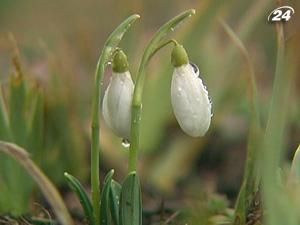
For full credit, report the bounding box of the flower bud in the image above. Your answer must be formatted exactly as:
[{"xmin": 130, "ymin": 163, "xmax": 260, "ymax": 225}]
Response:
[
  {"xmin": 102, "ymin": 50, "xmax": 134, "ymax": 139},
  {"xmin": 171, "ymin": 45, "xmax": 211, "ymax": 137}
]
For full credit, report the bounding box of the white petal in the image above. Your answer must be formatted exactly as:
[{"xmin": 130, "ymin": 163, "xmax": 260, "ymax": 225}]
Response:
[
  {"xmin": 171, "ymin": 64, "xmax": 211, "ymax": 137},
  {"xmin": 102, "ymin": 71, "xmax": 134, "ymax": 139}
]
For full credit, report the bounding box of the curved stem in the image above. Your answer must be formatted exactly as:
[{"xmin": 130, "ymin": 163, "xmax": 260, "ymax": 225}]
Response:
[
  {"xmin": 128, "ymin": 9, "xmax": 196, "ymax": 173},
  {"xmin": 149, "ymin": 39, "xmax": 178, "ymax": 59},
  {"xmin": 90, "ymin": 14, "xmax": 139, "ymax": 225}
]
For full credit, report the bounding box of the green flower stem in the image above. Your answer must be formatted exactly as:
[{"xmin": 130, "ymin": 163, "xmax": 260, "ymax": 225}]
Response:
[
  {"xmin": 128, "ymin": 9, "xmax": 196, "ymax": 173},
  {"xmin": 91, "ymin": 14, "xmax": 139, "ymax": 225},
  {"xmin": 91, "ymin": 53, "xmax": 105, "ymax": 225}
]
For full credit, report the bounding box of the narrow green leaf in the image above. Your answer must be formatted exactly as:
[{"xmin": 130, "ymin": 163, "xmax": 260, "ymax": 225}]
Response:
[
  {"xmin": 261, "ymin": 20, "xmax": 298, "ymax": 225},
  {"xmin": 119, "ymin": 172, "xmax": 142, "ymax": 225},
  {"xmin": 0, "ymin": 86, "xmax": 12, "ymax": 207},
  {"xmin": 220, "ymin": 20, "xmax": 262, "ymax": 225},
  {"xmin": 110, "ymin": 180, "xmax": 122, "ymax": 225},
  {"xmin": 7, "ymin": 75, "xmax": 30, "ymax": 214},
  {"xmin": 9, "ymin": 75, "xmax": 27, "ymax": 146},
  {"xmin": 0, "ymin": 141, "xmax": 74, "ymax": 225},
  {"xmin": 289, "ymin": 145, "xmax": 300, "ymax": 185},
  {"xmin": 28, "ymin": 89, "xmax": 44, "ymax": 163},
  {"xmin": 64, "ymin": 172, "xmax": 94, "ymax": 225},
  {"xmin": 100, "ymin": 170, "xmax": 114, "ymax": 225},
  {"xmin": 0, "ymin": 86, "xmax": 11, "ymax": 140}
]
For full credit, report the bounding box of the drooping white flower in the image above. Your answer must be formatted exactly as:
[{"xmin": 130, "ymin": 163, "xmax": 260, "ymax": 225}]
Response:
[
  {"xmin": 170, "ymin": 45, "xmax": 212, "ymax": 137},
  {"xmin": 102, "ymin": 50, "xmax": 134, "ymax": 139}
]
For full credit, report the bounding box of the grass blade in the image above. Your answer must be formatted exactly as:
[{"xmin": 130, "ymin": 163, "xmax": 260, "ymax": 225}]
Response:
[
  {"xmin": 28, "ymin": 88, "xmax": 44, "ymax": 163},
  {"xmin": 0, "ymin": 86, "xmax": 11, "ymax": 140},
  {"xmin": 220, "ymin": 20, "xmax": 262, "ymax": 224},
  {"xmin": 64, "ymin": 172, "xmax": 94, "ymax": 225},
  {"xmin": 289, "ymin": 145, "xmax": 300, "ymax": 184},
  {"xmin": 261, "ymin": 14, "xmax": 297, "ymax": 225},
  {"xmin": 0, "ymin": 141, "xmax": 74, "ymax": 225}
]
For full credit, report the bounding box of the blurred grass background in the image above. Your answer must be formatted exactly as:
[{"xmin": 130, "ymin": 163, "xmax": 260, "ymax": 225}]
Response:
[{"xmin": 0, "ymin": 0, "xmax": 299, "ymax": 220}]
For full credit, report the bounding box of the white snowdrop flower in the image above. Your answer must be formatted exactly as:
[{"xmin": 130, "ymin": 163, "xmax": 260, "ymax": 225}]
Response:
[
  {"xmin": 170, "ymin": 44, "xmax": 212, "ymax": 137},
  {"xmin": 102, "ymin": 50, "xmax": 134, "ymax": 139}
]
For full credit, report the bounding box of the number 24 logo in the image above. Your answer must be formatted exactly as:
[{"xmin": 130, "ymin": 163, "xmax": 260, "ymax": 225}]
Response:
[{"xmin": 268, "ymin": 6, "xmax": 295, "ymax": 22}]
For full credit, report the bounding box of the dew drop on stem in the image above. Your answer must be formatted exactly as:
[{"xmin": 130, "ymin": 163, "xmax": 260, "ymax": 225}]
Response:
[{"xmin": 122, "ymin": 139, "xmax": 130, "ymax": 148}]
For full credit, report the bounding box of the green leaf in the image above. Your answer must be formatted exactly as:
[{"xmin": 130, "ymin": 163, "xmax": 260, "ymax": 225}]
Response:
[
  {"xmin": 0, "ymin": 85, "xmax": 11, "ymax": 140},
  {"xmin": 9, "ymin": 75, "xmax": 27, "ymax": 146},
  {"xmin": 220, "ymin": 20, "xmax": 262, "ymax": 224},
  {"xmin": 289, "ymin": 145, "xmax": 300, "ymax": 184},
  {"xmin": 64, "ymin": 172, "xmax": 95, "ymax": 225},
  {"xmin": 0, "ymin": 141, "xmax": 73, "ymax": 225},
  {"xmin": 6, "ymin": 75, "xmax": 30, "ymax": 215},
  {"xmin": 110, "ymin": 180, "xmax": 122, "ymax": 225},
  {"xmin": 100, "ymin": 170, "xmax": 114, "ymax": 225},
  {"xmin": 28, "ymin": 89, "xmax": 44, "ymax": 163},
  {"xmin": 0, "ymin": 86, "xmax": 12, "ymax": 207},
  {"xmin": 119, "ymin": 172, "xmax": 142, "ymax": 225}
]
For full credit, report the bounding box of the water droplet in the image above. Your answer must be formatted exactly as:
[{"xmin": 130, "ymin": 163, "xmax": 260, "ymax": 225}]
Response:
[
  {"xmin": 178, "ymin": 87, "xmax": 182, "ymax": 92},
  {"xmin": 208, "ymin": 96, "xmax": 213, "ymax": 104},
  {"xmin": 190, "ymin": 62, "xmax": 199, "ymax": 76},
  {"xmin": 122, "ymin": 139, "xmax": 130, "ymax": 148}
]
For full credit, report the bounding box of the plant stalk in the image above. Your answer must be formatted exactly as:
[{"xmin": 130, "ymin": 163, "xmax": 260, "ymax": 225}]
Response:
[
  {"xmin": 128, "ymin": 9, "xmax": 195, "ymax": 173},
  {"xmin": 90, "ymin": 14, "xmax": 140, "ymax": 225},
  {"xmin": 91, "ymin": 51, "xmax": 106, "ymax": 225}
]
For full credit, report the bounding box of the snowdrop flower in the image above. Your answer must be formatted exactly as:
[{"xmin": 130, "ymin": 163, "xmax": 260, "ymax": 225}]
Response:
[
  {"xmin": 170, "ymin": 44, "xmax": 212, "ymax": 137},
  {"xmin": 102, "ymin": 50, "xmax": 134, "ymax": 139}
]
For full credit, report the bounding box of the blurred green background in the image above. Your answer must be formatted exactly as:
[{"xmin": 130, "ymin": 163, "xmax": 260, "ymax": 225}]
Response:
[{"xmin": 0, "ymin": 0, "xmax": 299, "ymax": 221}]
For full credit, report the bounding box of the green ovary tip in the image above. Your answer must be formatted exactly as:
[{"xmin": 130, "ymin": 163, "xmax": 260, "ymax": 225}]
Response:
[{"xmin": 112, "ymin": 50, "xmax": 129, "ymax": 73}]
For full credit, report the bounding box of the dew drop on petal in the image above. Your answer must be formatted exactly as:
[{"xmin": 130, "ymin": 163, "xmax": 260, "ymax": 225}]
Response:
[{"xmin": 122, "ymin": 139, "xmax": 130, "ymax": 148}]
